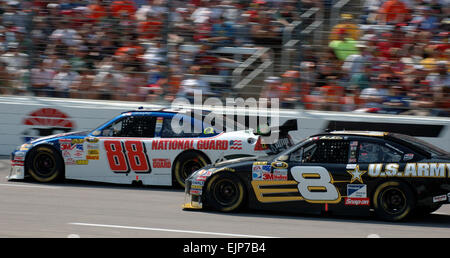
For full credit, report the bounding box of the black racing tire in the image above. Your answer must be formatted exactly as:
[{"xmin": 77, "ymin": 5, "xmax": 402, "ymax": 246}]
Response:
[
  {"xmin": 173, "ymin": 151, "xmax": 209, "ymax": 188},
  {"xmin": 373, "ymin": 181, "xmax": 416, "ymax": 222},
  {"xmin": 204, "ymin": 173, "xmax": 246, "ymax": 212},
  {"xmin": 26, "ymin": 146, "xmax": 64, "ymax": 183}
]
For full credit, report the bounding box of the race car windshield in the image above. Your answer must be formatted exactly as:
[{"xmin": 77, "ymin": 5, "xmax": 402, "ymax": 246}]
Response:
[
  {"xmin": 390, "ymin": 133, "xmax": 449, "ymax": 156},
  {"xmin": 275, "ymin": 137, "xmax": 309, "ymax": 159}
]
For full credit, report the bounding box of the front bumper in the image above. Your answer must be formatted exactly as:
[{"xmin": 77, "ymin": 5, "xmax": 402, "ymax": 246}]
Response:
[
  {"xmin": 182, "ymin": 177, "xmax": 203, "ymax": 210},
  {"xmin": 8, "ymin": 151, "xmax": 26, "ymax": 180}
]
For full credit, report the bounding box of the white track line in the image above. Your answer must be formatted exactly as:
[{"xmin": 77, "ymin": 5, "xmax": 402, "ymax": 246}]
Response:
[
  {"xmin": 0, "ymin": 183, "xmax": 61, "ymax": 189},
  {"xmin": 69, "ymin": 222, "xmax": 277, "ymax": 238}
]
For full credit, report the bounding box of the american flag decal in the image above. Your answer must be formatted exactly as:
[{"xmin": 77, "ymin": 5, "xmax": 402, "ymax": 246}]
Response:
[{"xmin": 229, "ymin": 140, "xmax": 243, "ymax": 150}]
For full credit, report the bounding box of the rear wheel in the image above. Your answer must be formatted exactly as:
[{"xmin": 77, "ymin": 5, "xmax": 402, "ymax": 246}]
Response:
[
  {"xmin": 204, "ymin": 173, "xmax": 246, "ymax": 212},
  {"xmin": 26, "ymin": 146, "xmax": 64, "ymax": 183},
  {"xmin": 173, "ymin": 152, "xmax": 209, "ymax": 188},
  {"xmin": 373, "ymin": 181, "xmax": 415, "ymax": 221}
]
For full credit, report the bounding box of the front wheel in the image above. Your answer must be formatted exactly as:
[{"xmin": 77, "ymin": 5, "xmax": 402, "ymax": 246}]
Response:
[
  {"xmin": 26, "ymin": 146, "xmax": 64, "ymax": 183},
  {"xmin": 373, "ymin": 181, "xmax": 415, "ymax": 221},
  {"xmin": 204, "ymin": 173, "xmax": 246, "ymax": 212},
  {"xmin": 173, "ymin": 152, "xmax": 209, "ymax": 188}
]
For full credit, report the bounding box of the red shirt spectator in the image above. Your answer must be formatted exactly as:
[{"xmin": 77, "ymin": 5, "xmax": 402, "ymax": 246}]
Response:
[
  {"xmin": 111, "ymin": 0, "xmax": 136, "ymax": 18},
  {"xmin": 138, "ymin": 20, "xmax": 163, "ymax": 40},
  {"xmin": 378, "ymin": 0, "xmax": 410, "ymax": 24},
  {"xmin": 87, "ymin": 1, "xmax": 108, "ymax": 21}
]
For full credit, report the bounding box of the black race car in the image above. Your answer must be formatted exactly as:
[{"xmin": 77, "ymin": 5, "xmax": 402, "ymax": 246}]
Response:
[{"xmin": 183, "ymin": 131, "xmax": 450, "ymax": 221}]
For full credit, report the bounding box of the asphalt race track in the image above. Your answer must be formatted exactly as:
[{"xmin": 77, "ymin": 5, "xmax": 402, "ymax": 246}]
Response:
[{"xmin": 0, "ymin": 158, "xmax": 449, "ymax": 238}]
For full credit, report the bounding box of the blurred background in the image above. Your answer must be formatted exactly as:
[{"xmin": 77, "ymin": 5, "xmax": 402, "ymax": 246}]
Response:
[{"xmin": 0, "ymin": 0, "xmax": 448, "ymax": 116}]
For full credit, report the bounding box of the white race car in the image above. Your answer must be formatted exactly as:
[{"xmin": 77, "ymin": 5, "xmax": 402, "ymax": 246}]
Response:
[{"xmin": 9, "ymin": 109, "xmax": 296, "ymax": 187}]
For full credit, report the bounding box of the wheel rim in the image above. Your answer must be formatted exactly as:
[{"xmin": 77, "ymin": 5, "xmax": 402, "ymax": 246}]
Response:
[
  {"xmin": 33, "ymin": 152, "xmax": 56, "ymax": 177},
  {"xmin": 380, "ymin": 188, "xmax": 407, "ymax": 215},
  {"xmin": 213, "ymin": 178, "xmax": 239, "ymax": 207},
  {"xmin": 181, "ymin": 159, "xmax": 204, "ymax": 182}
]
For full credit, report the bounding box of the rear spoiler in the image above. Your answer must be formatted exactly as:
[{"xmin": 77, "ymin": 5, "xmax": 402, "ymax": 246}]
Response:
[
  {"xmin": 278, "ymin": 119, "xmax": 298, "ymax": 135},
  {"xmin": 253, "ymin": 119, "xmax": 298, "ymax": 137},
  {"xmin": 255, "ymin": 119, "xmax": 298, "ymax": 154}
]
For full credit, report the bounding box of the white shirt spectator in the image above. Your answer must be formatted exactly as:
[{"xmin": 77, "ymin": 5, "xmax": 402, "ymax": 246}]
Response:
[
  {"xmin": 0, "ymin": 48, "xmax": 28, "ymax": 73},
  {"xmin": 31, "ymin": 67, "xmax": 55, "ymax": 86},
  {"xmin": 50, "ymin": 28, "xmax": 80, "ymax": 47},
  {"xmin": 51, "ymin": 70, "xmax": 80, "ymax": 92},
  {"xmin": 179, "ymin": 77, "xmax": 212, "ymax": 96}
]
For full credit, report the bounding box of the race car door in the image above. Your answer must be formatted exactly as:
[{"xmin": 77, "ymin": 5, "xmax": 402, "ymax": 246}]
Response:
[
  {"xmin": 67, "ymin": 115, "xmax": 157, "ymax": 184},
  {"xmin": 286, "ymin": 139, "xmax": 351, "ymax": 207}
]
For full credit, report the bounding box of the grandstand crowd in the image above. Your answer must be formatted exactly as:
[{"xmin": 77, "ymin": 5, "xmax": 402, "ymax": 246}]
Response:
[{"xmin": 0, "ymin": 0, "xmax": 448, "ymax": 116}]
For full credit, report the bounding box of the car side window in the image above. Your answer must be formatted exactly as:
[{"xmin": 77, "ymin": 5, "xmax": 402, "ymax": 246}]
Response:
[
  {"xmin": 102, "ymin": 116, "xmax": 156, "ymax": 137},
  {"xmin": 160, "ymin": 116, "xmax": 203, "ymax": 138},
  {"xmin": 291, "ymin": 140, "xmax": 349, "ymax": 164},
  {"xmin": 358, "ymin": 142, "xmax": 402, "ymax": 163}
]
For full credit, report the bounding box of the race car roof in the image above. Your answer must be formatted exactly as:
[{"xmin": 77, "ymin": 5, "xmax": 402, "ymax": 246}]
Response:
[
  {"xmin": 123, "ymin": 107, "xmax": 213, "ymax": 116},
  {"xmin": 329, "ymin": 131, "xmax": 387, "ymax": 137}
]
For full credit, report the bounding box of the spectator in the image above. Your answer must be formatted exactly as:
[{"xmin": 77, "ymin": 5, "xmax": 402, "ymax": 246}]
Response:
[
  {"xmin": 50, "ymin": 20, "xmax": 81, "ymax": 47},
  {"xmin": 360, "ymin": 75, "xmax": 390, "ymax": 108},
  {"xmin": 260, "ymin": 76, "xmax": 282, "ymax": 100},
  {"xmin": 177, "ymin": 65, "xmax": 212, "ymax": 103},
  {"xmin": 0, "ymin": 62, "xmax": 11, "ymax": 95},
  {"xmin": 70, "ymin": 69, "xmax": 96, "ymax": 99},
  {"xmin": 377, "ymin": 0, "xmax": 410, "ymax": 25},
  {"xmin": 426, "ymin": 61, "xmax": 449, "ymax": 89},
  {"xmin": 317, "ymin": 76, "xmax": 345, "ymax": 111},
  {"xmin": 93, "ymin": 63, "xmax": 124, "ymax": 100},
  {"xmin": 87, "ymin": 0, "xmax": 109, "ymax": 21},
  {"xmin": 31, "ymin": 61, "xmax": 55, "ymax": 97},
  {"xmin": 280, "ymin": 70, "xmax": 300, "ymax": 107},
  {"xmin": 111, "ymin": 0, "xmax": 137, "ymax": 18},
  {"xmin": 329, "ymin": 14, "xmax": 361, "ymax": 42},
  {"xmin": 50, "ymin": 63, "xmax": 80, "ymax": 98},
  {"xmin": 329, "ymin": 29, "xmax": 360, "ymax": 61},
  {"xmin": 381, "ymin": 85, "xmax": 410, "ymax": 114}
]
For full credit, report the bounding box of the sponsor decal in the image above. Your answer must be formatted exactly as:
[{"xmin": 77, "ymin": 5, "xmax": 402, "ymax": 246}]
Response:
[
  {"xmin": 252, "ymin": 165, "xmax": 271, "ymax": 181},
  {"xmin": 151, "ymin": 140, "xmax": 195, "ymax": 150},
  {"xmin": 346, "ymin": 165, "xmax": 367, "ymax": 183},
  {"xmin": 271, "ymin": 161, "xmax": 288, "ymax": 169},
  {"xmin": 155, "ymin": 117, "xmax": 163, "ymax": 135},
  {"xmin": 229, "ymin": 140, "xmax": 242, "ymax": 150},
  {"xmin": 368, "ymin": 163, "xmax": 450, "ymax": 178},
  {"xmin": 252, "ymin": 171, "xmax": 262, "ymax": 180},
  {"xmin": 253, "ymin": 161, "xmax": 268, "ymax": 165},
  {"xmin": 76, "ymin": 160, "xmax": 88, "ymax": 165},
  {"xmin": 19, "ymin": 144, "xmax": 32, "ymax": 151},
  {"xmin": 190, "ymin": 189, "xmax": 202, "ymax": 195},
  {"xmin": 197, "ymin": 140, "xmax": 228, "ymax": 150},
  {"xmin": 433, "ymin": 195, "xmax": 447, "ymax": 203},
  {"xmin": 152, "ymin": 158, "xmax": 171, "ymax": 168},
  {"xmin": 59, "ymin": 140, "xmax": 85, "ymax": 163},
  {"xmin": 86, "ymin": 137, "xmax": 99, "ymax": 143},
  {"xmin": 347, "ymin": 184, "xmax": 367, "ymax": 198},
  {"xmin": 344, "ymin": 197, "xmax": 370, "ymax": 206},
  {"xmin": 71, "ymin": 138, "xmax": 84, "ymax": 144},
  {"xmin": 404, "ymin": 153, "xmax": 414, "ymax": 161},
  {"xmin": 269, "ymin": 169, "xmax": 288, "ymax": 181},
  {"xmin": 22, "ymin": 108, "xmax": 75, "ymax": 142},
  {"xmin": 11, "ymin": 160, "xmax": 24, "ymax": 167}
]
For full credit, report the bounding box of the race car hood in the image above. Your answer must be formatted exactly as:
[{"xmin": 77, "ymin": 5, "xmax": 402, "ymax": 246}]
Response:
[
  {"xmin": 212, "ymin": 155, "xmax": 273, "ymax": 168},
  {"xmin": 29, "ymin": 131, "xmax": 89, "ymax": 144}
]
